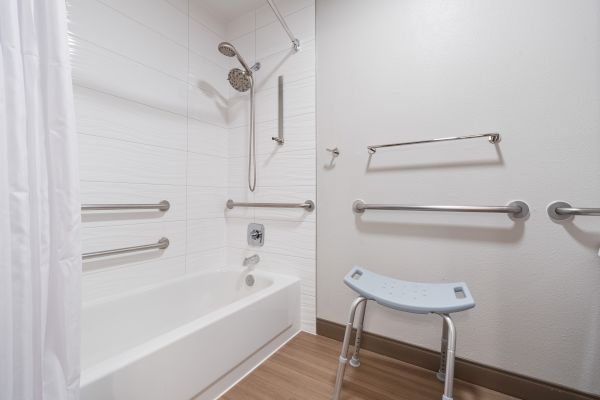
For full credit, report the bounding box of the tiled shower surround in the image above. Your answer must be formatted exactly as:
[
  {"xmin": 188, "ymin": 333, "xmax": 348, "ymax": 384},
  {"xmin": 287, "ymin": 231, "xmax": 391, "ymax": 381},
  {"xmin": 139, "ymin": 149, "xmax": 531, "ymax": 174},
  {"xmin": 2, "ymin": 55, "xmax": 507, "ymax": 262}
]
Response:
[{"xmin": 69, "ymin": 0, "xmax": 316, "ymax": 332}]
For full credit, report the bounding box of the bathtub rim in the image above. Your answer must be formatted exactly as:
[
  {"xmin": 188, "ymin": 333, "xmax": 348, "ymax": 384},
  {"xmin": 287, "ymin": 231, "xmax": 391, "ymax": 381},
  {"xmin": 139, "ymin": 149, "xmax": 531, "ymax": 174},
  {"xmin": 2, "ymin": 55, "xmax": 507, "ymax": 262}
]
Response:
[{"xmin": 81, "ymin": 268, "xmax": 300, "ymax": 388}]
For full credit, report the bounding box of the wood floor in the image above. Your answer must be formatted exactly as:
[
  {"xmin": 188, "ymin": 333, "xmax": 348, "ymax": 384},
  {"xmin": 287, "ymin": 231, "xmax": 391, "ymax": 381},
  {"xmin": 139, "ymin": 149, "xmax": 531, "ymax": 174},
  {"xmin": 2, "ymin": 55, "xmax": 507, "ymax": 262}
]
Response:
[{"xmin": 220, "ymin": 332, "xmax": 519, "ymax": 400}]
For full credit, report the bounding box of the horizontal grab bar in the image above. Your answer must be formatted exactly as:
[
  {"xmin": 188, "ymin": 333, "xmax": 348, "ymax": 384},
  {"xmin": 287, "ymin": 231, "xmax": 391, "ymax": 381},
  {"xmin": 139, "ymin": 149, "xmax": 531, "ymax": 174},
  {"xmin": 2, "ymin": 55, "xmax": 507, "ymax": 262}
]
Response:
[
  {"xmin": 547, "ymin": 201, "xmax": 600, "ymax": 220},
  {"xmin": 81, "ymin": 201, "xmax": 170, "ymax": 211},
  {"xmin": 226, "ymin": 199, "xmax": 315, "ymax": 211},
  {"xmin": 82, "ymin": 238, "xmax": 169, "ymax": 260},
  {"xmin": 367, "ymin": 133, "xmax": 500, "ymax": 154},
  {"xmin": 353, "ymin": 200, "xmax": 529, "ymax": 219}
]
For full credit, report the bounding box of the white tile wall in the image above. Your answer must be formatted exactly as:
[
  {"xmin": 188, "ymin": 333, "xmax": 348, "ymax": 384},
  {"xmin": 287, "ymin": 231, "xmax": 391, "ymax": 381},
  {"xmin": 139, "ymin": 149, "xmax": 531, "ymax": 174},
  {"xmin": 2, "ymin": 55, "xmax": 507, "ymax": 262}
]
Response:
[
  {"xmin": 70, "ymin": 37, "xmax": 188, "ymax": 116},
  {"xmin": 97, "ymin": 0, "xmax": 189, "ymax": 46},
  {"xmin": 69, "ymin": 0, "xmax": 228, "ymax": 303},
  {"xmin": 74, "ymin": 86, "xmax": 188, "ymax": 151},
  {"xmin": 69, "ymin": 0, "xmax": 189, "ymax": 80},
  {"xmin": 225, "ymin": 1, "xmax": 316, "ymax": 332},
  {"xmin": 69, "ymin": 0, "xmax": 316, "ymax": 333}
]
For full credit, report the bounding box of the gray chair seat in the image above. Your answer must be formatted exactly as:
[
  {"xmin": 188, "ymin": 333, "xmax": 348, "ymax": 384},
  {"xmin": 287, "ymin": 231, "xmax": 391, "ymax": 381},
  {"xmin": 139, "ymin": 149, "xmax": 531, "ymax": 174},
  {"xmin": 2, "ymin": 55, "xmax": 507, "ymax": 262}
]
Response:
[
  {"xmin": 344, "ymin": 266, "xmax": 475, "ymax": 315},
  {"xmin": 333, "ymin": 266, "xmax": 476, "ymax": 400}
]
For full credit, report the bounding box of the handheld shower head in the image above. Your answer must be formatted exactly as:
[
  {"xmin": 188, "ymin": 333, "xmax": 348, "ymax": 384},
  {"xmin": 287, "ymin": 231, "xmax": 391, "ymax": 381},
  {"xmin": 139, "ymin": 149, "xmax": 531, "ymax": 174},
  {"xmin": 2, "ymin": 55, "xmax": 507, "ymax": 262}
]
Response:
[
  {"xmin": 217, "ymin": 41, "xmax": 253, "ymax": 74},
  {"xmin": 217, "ymin": 41, "xmax": 259, "ymax": 92},
  {"xmin": 217, "ymin": 41, "xmax": 259, "ymax": 191},
  {"xmin": 218, "ymin": 42, "xmax": 237, "ymax": 58}
]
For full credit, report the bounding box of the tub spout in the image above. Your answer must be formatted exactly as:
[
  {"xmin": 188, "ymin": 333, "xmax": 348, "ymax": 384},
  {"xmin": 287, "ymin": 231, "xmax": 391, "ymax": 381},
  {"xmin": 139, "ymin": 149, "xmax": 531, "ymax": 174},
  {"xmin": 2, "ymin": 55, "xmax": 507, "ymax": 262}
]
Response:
[{"xmin": 243, "ymin": 254, "xmax": 260, "ymax": 267}]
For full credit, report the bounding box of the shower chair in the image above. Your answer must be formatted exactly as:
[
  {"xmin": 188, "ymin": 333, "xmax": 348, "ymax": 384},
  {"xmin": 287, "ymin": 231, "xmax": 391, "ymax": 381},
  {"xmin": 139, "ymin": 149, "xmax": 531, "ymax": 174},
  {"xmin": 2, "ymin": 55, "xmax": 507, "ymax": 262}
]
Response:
[{"xmin": 332, "ymin": 266, "xmax": 476, "ymax": 400}]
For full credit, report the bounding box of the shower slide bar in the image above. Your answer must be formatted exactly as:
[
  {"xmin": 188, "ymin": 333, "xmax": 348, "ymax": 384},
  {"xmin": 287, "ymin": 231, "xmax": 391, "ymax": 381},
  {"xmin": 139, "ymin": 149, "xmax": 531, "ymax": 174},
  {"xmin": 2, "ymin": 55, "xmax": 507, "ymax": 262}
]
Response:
[
  {"xmin": 547, "ymin": 201, "xmax": 600, "ymax": 220},
  {"xmin": 227, "ymin": 199, "xmax": 315, "ymax": 211},
  {"xmin": 367, "ymin": 133, "xmax": 500, "ymax": 154},
  {"xmin": 265, "ymin": 0, "xmax": 300, "ymax": 51},
  {"xmin": 82, "ymin": 238, "xmax": 170, "ymax": 260},
  {"xmin": 81, "ymin": 201, "xmax": 170, "ymax": 211},
  {"xmin": 353, "ymin": 200, "xmax": 530, "ymax": 219}
]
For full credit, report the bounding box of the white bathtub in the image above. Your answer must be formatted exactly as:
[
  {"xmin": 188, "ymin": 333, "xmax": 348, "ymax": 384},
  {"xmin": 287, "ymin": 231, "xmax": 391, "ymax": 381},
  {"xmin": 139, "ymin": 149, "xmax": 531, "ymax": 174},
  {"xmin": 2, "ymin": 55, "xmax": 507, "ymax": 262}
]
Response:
[{"xmin": 81, "ymin": 269, "xmax": 301, "ymax": 400}]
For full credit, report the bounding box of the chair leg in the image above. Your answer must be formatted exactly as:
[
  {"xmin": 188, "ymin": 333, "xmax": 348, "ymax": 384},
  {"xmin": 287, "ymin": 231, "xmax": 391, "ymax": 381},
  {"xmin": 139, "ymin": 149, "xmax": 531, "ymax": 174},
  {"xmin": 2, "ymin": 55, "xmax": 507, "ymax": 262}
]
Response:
[
  {"xmin": 439, "ymin": 314, "xmax": 457, "ymax": 400},
  {"xmin": 350, "ymin": 300, "xmax": 367, "ymax": 367},
  {"xmin": 332, "ymin": 297, "xmax": 367, "ymax": 400},
  {"xmin": 436, "ymin": 317, "xmax": 449, "ymax": 382}
]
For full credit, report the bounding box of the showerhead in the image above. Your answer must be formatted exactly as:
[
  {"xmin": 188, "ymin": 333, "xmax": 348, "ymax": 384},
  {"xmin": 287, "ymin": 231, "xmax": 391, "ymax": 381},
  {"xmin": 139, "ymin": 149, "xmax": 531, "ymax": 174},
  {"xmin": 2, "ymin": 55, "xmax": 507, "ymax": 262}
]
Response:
[
  {"xmin": 218, "ymin": 42, "xmax": 237, "ymax": 58},
  {"xmin": 218, "ymin": 41, "xmax": 257, "ymax": 92},
  {"xmin": 228, "ymin": 68, "xmax": 252, "ymax": 92},
  {"xmin": 218, "ymin": 41, "xmax": 252, "ymax": 73}
]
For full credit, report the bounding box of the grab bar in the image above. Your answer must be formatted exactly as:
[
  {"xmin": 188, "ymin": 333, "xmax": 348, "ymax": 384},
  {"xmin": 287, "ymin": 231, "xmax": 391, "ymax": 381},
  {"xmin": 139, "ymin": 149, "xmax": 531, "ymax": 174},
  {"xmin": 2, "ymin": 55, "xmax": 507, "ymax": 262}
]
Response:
[
  {"xmin": 81, "ymin": 201, "xmax": 170, "ymax": 211},
  {"xmin": 547, "ymin": 201, "xmax": 600, "ymax": 220},
  {"xmin": 272, "ymin": 76, "xmax": 285, "ymax": 144},
  {"xmin": 226, "ymin": 199, "xmax": 315, "ymax": 211},
  {"xmin": 265, "ymin": 0, "xmax": 300, "ymax": 51},
  {"xmin": 367, "ymin": 133, "xmax": 500, "ymax": 154},
  {"xmin": 82, "ymin": 238, "xmax": 169, "ymax": 260},
  {"xmin": 353, "ymin": 200, "xmax": 529, "ymax": 219}
]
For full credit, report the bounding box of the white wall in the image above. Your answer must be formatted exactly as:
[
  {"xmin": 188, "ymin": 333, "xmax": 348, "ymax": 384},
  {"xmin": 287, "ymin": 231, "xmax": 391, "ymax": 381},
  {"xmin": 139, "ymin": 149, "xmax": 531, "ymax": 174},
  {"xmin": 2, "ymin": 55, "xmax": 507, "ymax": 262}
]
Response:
[
  {"xmin": 224, "ymin": 0, "xmax": 317, "ymax": 333},
  {"xmin": 68, "ymin": 0, "xmax": 230, "ymax": 301},
  {"xmin": 68, "ymin": 0, "xmax": 317, "ymax": 333},
  {"xmin": 316, "ymin": 0, "xmax": 600, "ymax": 395}
]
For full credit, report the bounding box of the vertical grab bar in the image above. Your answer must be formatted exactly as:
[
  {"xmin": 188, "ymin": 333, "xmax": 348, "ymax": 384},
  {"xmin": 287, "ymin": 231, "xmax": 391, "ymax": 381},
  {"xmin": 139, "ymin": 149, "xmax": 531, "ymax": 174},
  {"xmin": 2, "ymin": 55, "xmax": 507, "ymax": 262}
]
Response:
[{"xmin": 272, "ymin": 76, "xmax": 284, "ymax": 145}]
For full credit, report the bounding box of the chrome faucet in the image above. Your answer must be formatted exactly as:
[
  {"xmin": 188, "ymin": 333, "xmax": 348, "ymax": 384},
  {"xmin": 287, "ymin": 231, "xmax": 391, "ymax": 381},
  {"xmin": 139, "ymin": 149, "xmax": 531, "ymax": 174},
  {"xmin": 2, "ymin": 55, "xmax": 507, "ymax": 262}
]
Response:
[{"xmin": 243, "ymin": 254, "xmax": 260, "ymax": 268}]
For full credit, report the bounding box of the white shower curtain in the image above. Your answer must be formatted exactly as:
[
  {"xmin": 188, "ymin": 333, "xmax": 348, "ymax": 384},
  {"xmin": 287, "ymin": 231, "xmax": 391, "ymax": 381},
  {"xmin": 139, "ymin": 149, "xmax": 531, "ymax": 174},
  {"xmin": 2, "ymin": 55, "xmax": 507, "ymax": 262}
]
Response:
[{"xmin": 0, "ymin": 1, "xmax": 81, "ymax": 399}]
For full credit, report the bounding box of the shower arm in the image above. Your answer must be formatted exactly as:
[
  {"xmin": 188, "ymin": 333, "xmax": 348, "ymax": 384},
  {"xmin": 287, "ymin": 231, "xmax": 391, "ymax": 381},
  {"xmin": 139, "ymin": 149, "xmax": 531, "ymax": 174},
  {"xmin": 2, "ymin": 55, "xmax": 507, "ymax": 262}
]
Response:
[
  {"xmin": 236, "ymin": 54, "xmax": 254, "ymax": 75},
  {"xmin": 265, "ymin": 0, "xmax": 300, "ymax": 52}
]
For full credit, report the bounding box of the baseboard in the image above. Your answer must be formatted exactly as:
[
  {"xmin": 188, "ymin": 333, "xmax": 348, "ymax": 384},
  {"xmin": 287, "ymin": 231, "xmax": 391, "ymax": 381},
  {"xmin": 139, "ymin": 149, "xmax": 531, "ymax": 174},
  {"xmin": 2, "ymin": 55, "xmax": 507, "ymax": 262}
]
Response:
[{"xmin": 317, "ymin": 318, "xmax": 599, "ymax": 400}]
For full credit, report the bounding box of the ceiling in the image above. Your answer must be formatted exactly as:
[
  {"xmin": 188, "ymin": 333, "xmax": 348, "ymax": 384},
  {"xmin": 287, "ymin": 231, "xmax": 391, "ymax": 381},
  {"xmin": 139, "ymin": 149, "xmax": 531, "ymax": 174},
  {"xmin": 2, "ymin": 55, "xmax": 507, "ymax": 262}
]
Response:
[{"xmin": 191, "ymin": 0, "xmax": 267, "ymax": 23}]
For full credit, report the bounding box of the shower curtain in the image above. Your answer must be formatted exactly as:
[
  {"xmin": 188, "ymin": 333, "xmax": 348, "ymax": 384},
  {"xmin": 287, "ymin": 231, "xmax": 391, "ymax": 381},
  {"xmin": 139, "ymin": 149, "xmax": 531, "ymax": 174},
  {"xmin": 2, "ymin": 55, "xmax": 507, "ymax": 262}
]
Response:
[{"xmin": 0, "ymin": 1, "xmax": 81, "ymax": 399}]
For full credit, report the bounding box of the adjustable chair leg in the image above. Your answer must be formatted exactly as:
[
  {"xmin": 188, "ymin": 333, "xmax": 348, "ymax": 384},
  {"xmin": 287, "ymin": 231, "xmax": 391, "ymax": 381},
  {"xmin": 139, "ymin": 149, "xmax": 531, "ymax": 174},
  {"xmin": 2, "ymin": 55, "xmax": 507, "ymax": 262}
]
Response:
[
  {"xmin": 436, "ymin": 317, "xmax": 449, "ymax": 382},
  {"xmin": 440, "ymin": 314, "xmax": 457, "ymax": 400},
  {"xmin": 350, "ymin": 300, "xmax": 367, "ymax": 367},
  {"xmin": 332, "ymin": 297, "xmax": 367, "ymax": 400}
]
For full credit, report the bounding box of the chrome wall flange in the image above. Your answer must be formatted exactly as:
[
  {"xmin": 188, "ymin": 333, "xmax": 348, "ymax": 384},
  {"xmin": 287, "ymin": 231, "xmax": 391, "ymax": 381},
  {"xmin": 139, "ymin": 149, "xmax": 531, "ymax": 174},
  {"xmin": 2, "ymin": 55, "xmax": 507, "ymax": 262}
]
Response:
[
  {"xmin": 353, "ymin": 200, "xmax": 366, "ymax": 214},
  {"xmin": 305, "ymin": 200, "xmax": 315, "ymax": 211},
  {"xmin": 547, "ymin": 201, "xmax": 573, "ymax": 221},
  {"xmin": 508, "ymin": 200, "xmax": 529, "ymax": 219}
]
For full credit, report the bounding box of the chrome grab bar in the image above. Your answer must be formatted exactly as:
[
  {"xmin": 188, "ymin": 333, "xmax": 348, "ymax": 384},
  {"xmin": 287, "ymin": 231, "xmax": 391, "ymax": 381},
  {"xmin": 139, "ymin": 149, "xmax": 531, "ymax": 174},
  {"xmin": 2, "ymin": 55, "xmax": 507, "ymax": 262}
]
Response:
[
  {"xmin": 81, "ymin": 200, "xmax": 170, "ymax": 211},
  {"xmin": 82, "ymin": 238, "xmax": 169, "ymax": 260},
  {"xmin": 265, "ymin": 0, "xmax": 300, "ymax": 51},
  {"xmin": 272, "ymin": 76, "xmax": 285, "ymax": 144},
  {"xmin": 226, "ymin": 199, "xmax": 315, "ymax": 211},
  {"xmin": 547, "ymin": 201, "xmax": 600, "ymax": 220},
  {"xmin": 367, "ymin": 133, "xmax": 500, "ymax": 154},
  {"xmin": 353, "ymin": 200, "xmax": 529, "ymax": 219}
]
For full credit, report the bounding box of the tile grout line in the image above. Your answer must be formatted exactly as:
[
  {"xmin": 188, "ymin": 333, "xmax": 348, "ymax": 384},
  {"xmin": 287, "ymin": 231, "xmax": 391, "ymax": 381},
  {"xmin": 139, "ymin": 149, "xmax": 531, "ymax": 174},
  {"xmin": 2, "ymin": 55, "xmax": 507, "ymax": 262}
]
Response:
[
  {"xmin": 92, "ymin": 0, "xmax": 231, "ymax": 72},
  {"xmin": 184, "ymin": 0, "xmax": 190, "ymax": 275}
]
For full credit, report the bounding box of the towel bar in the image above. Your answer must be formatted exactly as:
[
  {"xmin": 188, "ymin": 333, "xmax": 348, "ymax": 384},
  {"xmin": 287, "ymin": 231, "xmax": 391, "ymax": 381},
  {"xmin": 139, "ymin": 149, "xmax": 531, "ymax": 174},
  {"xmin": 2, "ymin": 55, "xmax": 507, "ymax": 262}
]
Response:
[{"xmin": 353, "ymin": 200, "xmax": 529, "ymax": 219}]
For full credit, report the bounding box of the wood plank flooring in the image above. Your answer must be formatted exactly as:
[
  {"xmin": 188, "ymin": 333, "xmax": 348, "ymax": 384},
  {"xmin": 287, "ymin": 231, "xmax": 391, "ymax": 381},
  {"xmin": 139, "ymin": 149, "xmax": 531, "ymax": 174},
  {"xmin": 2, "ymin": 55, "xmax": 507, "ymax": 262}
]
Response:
[{"xmin": 220, "ymin": 332, "xmax": 519, "ymax": 400}]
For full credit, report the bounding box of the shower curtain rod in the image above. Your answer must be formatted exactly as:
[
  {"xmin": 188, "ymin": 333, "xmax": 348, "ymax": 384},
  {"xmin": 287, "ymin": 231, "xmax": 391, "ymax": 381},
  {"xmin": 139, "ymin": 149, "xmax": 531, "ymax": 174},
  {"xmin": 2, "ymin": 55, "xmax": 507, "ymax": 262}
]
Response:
[{"xmin": 265, "ymin": 0, "xmax": 300, "ymax": 51}]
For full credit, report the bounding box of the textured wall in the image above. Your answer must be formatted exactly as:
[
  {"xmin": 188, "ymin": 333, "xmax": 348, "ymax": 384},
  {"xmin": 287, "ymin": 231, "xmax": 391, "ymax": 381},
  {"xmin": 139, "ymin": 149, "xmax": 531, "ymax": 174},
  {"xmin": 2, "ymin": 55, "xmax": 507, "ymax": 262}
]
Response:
[
  {"xmin": 316, "ymin": 0, "xmax": 600, "ymax": 394},
  {"xmin": 68, "ymin": 0, "xmax": 230, "ymax": 301}
]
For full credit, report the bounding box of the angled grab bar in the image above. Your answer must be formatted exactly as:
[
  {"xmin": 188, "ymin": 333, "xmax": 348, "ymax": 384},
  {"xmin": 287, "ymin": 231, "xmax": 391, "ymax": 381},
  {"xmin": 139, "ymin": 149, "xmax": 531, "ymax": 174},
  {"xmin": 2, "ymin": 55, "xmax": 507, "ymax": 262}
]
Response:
[
  {"xmin": 367, "ymin": 133, "xmax": 500, "ymax": 154},
  {"xmin": 353, "ymin": 200, "xmax": 529, "ymax": 219},
  {"xmin": 265, "ymin": 0, "xmax": 300, "ymax": 51},
  {"xmin": 227, "ymin": 199, "xmax": 315, "ymax": 211},
  {"xmin": 82, "ymin": 238, "xmax": 170, "ymax": 260},
  {"xmin": 547, "ymin": 201, "xmax": 600, "ymax": 220},
  {"xmin": 81, "ymin": 201, "xmax": 170, "ymax": 211}
]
